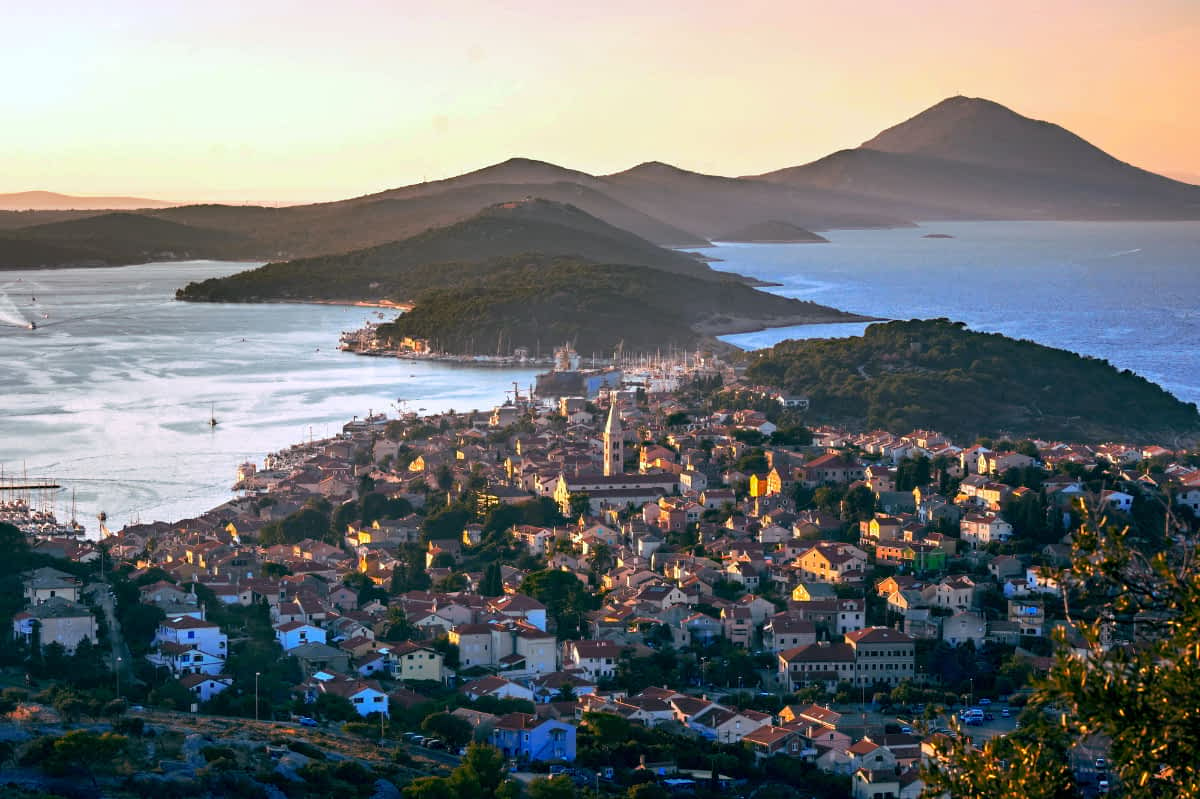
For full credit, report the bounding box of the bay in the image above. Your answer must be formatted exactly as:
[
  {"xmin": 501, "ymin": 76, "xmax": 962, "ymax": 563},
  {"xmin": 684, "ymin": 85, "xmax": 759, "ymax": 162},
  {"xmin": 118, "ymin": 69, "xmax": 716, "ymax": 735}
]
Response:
[
  {"xmin": 2, "ymin": 220, "xmax": 1196, "ymax": 534},
  {"xmin": 0, "ymin": 261, "xmax": 538, "ymax": 532}
]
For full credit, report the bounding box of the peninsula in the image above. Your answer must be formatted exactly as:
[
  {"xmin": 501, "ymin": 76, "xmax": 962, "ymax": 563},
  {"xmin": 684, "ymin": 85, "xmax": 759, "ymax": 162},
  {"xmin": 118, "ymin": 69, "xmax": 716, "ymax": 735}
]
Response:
[
  {"xmin": 176, "ymin": 200, "xmax": 871, "ymax": 356},
  {"xmin": 746, "ymin": 318, "xmax": 1200, "ymax": 442}
]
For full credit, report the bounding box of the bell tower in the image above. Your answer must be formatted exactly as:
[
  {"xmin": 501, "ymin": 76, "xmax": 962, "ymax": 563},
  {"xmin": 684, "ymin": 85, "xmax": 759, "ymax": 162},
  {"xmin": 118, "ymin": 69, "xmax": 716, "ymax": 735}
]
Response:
[{"xmin": 603, "ymin": 401, "xmax": 623, "ymax": 476}]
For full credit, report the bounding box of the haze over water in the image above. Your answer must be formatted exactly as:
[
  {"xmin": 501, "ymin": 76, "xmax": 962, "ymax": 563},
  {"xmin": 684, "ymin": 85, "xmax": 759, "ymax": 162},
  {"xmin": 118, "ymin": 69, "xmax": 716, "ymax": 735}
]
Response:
[{"xmin": 2, "ymin": 220, "xmax": 1196, "ymax": 533}]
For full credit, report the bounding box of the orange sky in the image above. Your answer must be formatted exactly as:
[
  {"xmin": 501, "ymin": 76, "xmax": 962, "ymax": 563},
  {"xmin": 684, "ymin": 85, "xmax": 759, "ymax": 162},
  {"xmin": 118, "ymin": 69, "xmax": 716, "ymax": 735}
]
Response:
[{"xmin": 3, "ymin": 0, "xmax": 1196, "ymax": 203}]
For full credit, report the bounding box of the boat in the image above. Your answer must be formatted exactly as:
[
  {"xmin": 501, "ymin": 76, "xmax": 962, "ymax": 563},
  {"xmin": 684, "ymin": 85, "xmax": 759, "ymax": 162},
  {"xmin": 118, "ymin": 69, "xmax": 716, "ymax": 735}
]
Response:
[
  {"xmin": 28, "ymin": 321, "xmax": 36, "ymax": 330},
  {"xmin": 209, "ymin": 403, "xmax": 219, "ymax": 427}
]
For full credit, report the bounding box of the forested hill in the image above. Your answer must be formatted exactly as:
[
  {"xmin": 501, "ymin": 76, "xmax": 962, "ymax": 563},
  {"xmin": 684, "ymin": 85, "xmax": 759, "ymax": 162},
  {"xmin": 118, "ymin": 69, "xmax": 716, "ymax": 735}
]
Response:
[
  {"xmin": 746, "ymin": 319, "xmax": 1200, "ymax": 442},
  {"xmin": 176, "ymin": 199, "xmax": 728, "ymax": 302},
  {"xmin": 372, "ymin": 255, "xmax": 867, "ymax": 357}
]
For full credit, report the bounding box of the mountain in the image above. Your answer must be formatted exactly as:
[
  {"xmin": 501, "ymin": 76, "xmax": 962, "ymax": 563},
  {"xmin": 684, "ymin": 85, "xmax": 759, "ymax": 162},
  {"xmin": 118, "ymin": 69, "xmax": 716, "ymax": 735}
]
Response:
[
  {"xmin": 1, "ymin": 212, "xmax": 249, "ymax": 269},
  {"xmin": 175, "ymin": 198, "xmax": 729, "ymax": 303},
  {"xmin": 715, "ymin": 221, "xmax": 828, "ymax": 243},
  {"xmin": 373, "ymin": 255, "xmax": 869, "ymax": 357},
  {"xmin": 0, "ymin": 190, "xmax": 177, "ymax": 211},
  {"xmin": 746, "ymin": 318, "xmax": 1200, "ymax": 443},
  {"xmin": 755, "ymin": 96, "xmax": 1200, "ymax": 220},
  {"xmin": 599, "ymin": 161, "xmax": 916, "ymax": 237}
]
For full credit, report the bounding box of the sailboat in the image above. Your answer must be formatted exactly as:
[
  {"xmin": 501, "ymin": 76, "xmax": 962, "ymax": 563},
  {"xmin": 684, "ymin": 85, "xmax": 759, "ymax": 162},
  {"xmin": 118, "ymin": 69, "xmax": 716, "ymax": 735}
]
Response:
[{"xmin": 209, "ymin": 403, "xmax": 219, "ymax": 428}]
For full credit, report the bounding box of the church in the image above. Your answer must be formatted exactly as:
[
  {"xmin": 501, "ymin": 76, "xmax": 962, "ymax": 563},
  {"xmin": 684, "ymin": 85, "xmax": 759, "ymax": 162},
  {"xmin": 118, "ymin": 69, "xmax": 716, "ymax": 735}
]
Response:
[{"xmin": 553, "ymin": 401, "xmax": 679, "ymax": 515}]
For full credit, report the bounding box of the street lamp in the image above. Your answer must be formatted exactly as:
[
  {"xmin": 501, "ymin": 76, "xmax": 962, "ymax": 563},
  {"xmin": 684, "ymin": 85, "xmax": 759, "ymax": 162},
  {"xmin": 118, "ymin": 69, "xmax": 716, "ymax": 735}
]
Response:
[
  {"xmin": 115, "ymin": 656, "xmax": 122, "ymax": 700},
  {"xmin": 255, "ymin": 672, "xmax": 261, "ymax": 722}
]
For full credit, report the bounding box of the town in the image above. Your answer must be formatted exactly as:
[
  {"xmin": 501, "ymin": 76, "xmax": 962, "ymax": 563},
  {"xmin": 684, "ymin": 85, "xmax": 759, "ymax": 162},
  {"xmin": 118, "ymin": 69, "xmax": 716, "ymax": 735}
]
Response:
[{"xmin": 2, "ymin": 365, "xmax": 1197, "ymax": 799}]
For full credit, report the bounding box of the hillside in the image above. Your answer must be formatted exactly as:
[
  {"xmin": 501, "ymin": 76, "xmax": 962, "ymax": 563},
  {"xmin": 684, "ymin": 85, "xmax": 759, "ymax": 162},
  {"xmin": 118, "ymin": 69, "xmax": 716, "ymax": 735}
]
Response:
[
  {"xmin": 1, "ymin": 212, "xmax": 249, "ymax": 268},
  {"xmin": 755, "ymin": 96, "xmax": 1200, "ymax": 220},
  {"xmin": 175, "ymin": 199, "xmax": 729, "ymax": 302},
  {"xmin": 715, "ymin": 220, "xmax": 828, "ymax": 243},
  {"xmin": 745, "ymin": 318, "xmax": 1200, "ymax": 442},
  {"xmin": 599, "ymin": 161, "xmax": 917, "ymax": 237},
  {"xmin": 0, "ymin": 190, "xmax": 177, "ymax": 211},
  {"xmin": 374, "ymin": 255, "xmax": 868, "ymax": 356}
]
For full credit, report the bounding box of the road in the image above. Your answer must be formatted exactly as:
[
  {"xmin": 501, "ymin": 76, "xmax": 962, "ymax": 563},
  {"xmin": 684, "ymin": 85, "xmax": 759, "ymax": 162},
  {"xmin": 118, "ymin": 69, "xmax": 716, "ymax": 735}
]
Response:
[{"xmin": 88, "ymin": 583, "xmax": 133, "ymax": 692}]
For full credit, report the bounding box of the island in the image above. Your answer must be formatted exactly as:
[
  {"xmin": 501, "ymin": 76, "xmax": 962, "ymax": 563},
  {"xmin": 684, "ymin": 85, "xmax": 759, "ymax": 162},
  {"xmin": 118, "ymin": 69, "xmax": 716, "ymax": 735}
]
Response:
[{"xmin": 745, "ymin": 318, "xmax": 1200, "ymax": 442}]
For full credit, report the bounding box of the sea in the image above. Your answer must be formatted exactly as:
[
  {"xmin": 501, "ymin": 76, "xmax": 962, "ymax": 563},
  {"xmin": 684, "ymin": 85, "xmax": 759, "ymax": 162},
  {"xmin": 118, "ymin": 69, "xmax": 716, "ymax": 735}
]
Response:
[{"xmin": 1, "ymin": 220, "xmax": 1197, "ymax": 534}]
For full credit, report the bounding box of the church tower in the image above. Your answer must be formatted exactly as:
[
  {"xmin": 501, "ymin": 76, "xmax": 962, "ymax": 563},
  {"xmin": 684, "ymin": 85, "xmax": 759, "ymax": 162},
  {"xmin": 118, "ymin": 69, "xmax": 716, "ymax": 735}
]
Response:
[{"xmin": 603, "ymin": 401, "xmax": 623, "ymax": 476}]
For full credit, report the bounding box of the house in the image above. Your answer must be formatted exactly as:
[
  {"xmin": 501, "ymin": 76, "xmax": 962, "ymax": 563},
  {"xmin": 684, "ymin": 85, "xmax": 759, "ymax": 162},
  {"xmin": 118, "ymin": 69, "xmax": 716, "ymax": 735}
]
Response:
[
  {"xmin": 960, "ymin": 512, "xmax": 1013, "ymax": 547},
  {"xmin": 387, "ymin": 641, "xmax": 445, "ymax": 683},
  {"xmin": 561, "ymin": 640, "xmax": 622, "ymax": 681},
  {"xmin": 22, "ymin": 567, "xmax": 82, "ymax": 605},
  {"xmin": 742, "ymin": 725, "xmax": 809, "ymax": 760},
  {"xmin": 275, "ymin": 621, "xmax": 327, "ymax": 652},
  {"xmin": 307, "ymin": 675, "xmax": 389, "ymax": 717},
  {"xmin": 689, "ymin": 706, "xmax": 773, "ymax": 743},
  {"xmin": 488, "ymin": 594, "xmax": 549, "ymax": 632},
  {"xmin": 491, "ymin": 712, "xmax": 576, "ymax": 762},
  {"xmin": 12, "ymin": 597, "xmax": 97, "ymax": 653},
  {"xmin": 795, "ymin": 542, "xmax": 868, "ymax": 584},
  {"xmin": 291, "ymin": 642, "xmax": 352, "ymax": 677},
  {"xmin": 152, "ymin": 616, "xmax": 228, "ymax": 660},
  {"xmin": 764, "ymin": 613, "xmax": 817, "ymax": 654},
  {"xmin": 845, "ymin": 627, "xmax": 916, "ymax": 687},
  {"xmin": 942, "ymin": 612, "xmax": 987, "ymax": 647},
  {"xmin": 778, "ymin": 642, "xmax": 856, "ymax": 692},
  {"xmin": 179, "ymin": 673, "xmax": 233, "ymax": 704},
  {"xmin": 1008, "ymin": 599, "xmax": 1045, "ymax": 636},
  {"xmin": 461, "ymin": 676, "xmax": 535, "ymax": 703}
]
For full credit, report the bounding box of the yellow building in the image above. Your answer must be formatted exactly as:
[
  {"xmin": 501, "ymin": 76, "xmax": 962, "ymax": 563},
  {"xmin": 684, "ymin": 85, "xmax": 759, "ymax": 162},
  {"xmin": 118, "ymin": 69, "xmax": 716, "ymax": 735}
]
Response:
[{"xmin": 388, "ymin": 641, "xmax": 445, "ymax": 683}]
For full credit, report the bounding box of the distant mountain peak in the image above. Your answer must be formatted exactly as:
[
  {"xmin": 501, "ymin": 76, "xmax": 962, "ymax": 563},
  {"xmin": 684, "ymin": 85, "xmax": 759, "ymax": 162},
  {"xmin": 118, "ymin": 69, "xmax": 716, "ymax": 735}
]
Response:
[{"xmin": 860, "ymin": 95, "xmax": 1122, "ymax": 174}]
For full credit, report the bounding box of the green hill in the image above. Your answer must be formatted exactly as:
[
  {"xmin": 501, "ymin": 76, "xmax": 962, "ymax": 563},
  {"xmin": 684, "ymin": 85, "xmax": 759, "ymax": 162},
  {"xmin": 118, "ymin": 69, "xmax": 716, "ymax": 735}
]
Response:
[
  {"xmin": 373, "ymin": 255, "xmax": 867, "ymax": 356},
  {"xmin": 176, "ymin": 199, "xmax": 731, "ymax": 303},
  {"xmin": 745, "ymin": 319, "xmax": 1200, "ymax": 442}
]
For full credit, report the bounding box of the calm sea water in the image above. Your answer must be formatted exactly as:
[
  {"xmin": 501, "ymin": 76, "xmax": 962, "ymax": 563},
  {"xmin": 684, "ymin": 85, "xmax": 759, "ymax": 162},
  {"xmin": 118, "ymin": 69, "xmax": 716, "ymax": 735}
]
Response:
[
  {"xmin": 715, "ymin": 221, "xmax": 1200, "ymax": 408},
  {"xmin": 0, "ymin": 262, "xmax": 539, "ymax": 531},
  {"xmin": 2, "ymin": 221, "xmax": 1196, "ymax": 532}
]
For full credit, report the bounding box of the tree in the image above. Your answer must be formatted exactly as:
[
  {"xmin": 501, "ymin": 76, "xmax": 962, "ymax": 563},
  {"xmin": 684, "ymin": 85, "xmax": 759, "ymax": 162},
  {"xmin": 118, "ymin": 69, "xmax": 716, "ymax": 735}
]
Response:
[
  {"xmin": 839, "ymin": 484, "xmax": 876, "ymax": 522},
  {"xmin": 405, "ymin": 776, "xmax": 458, "ymax": 799},
  {"xmin": 480, "ymin": 563, "xmax": 504, "ymax": 597},
  {"xmin": 520, "ymin": 570, "xmax": 597, "ymax": 639},
  {"xmin": 459, "ymin": 743, "xmax": 509, "ymax": 799},
  {"xmin": 923, "ymin": 510, "xmax": 1200, "ymax": 797},
  {"xmin": 528, "ymin": 776, "xmax": 577, "ymax": 799},
  {"xmin": 568, "ymin": 493, "xmax": 591, "ymax": 520},
  {"xmin": 45, "ymin": 730, "xmax": 128, "ymax": 788},
  {"xmin": 422, "ymin": 711, "xmax": 474, "ymax": 748}
]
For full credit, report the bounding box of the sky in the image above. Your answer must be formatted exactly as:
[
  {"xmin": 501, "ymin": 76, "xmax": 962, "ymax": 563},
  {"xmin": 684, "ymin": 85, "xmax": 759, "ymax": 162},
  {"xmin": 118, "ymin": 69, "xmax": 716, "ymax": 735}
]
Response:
[{"xmin": 3, "ymin": 0, "xmax": 1197, "ymax": 203}]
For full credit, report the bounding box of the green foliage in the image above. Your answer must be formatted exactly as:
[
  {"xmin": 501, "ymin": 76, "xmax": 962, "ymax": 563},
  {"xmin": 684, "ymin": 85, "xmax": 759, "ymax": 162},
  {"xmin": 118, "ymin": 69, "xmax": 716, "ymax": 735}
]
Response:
[
  {"xmin": 403, "ymin": 743, "xmax": 516, "ymax": 799},
  {"xmin": 259, "ymin": 502, "xmax": 334, "ymax": 547},
  {"xmin": 924, "ymin": 510, "xmax": 1200, "ymax": 797},
  {"xmin": 519, "ymin": 570, "xmax": 598, "ymax": 639},
  {"xmin": 422, "ymin": 711, "xmax": 474, "ymax": 748},
  {"xmin": 528, "ymin": 776, "xmax": 578, "ymax": 799},
  {"xmin": 747, "ymin": 318, "xmax": 1200, "ymax": 441}
]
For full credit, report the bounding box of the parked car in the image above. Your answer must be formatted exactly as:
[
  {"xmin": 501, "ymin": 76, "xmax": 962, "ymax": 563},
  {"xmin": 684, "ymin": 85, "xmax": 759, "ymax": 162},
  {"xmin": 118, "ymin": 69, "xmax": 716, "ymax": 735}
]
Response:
[
  {"xmin": 1000, "ymin": 707, "xmax": 1010, "ymax": 718},
  {"xmin": 1098, "ymin": 778, "xmax": 1110, "ymax": 792},
  {"xmin": 978, "ymin": 698, "xmax": 992, "ymax": 706},
  {"xmin": 1095, "ymin": 756, "xmax": 1108, "ymax": 770},
  {"xmin": 298, "ymin": 716, "xmax": 318, "ymax": 727},
  {"xmin": 426, "ymin": 739, "xmax": 446, "ymax": 750}
]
